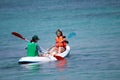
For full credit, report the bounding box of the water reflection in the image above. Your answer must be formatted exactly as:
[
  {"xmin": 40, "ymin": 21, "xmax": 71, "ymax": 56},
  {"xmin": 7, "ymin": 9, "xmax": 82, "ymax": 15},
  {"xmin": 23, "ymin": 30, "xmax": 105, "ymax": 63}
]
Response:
[
  {"xmin": 56, "ymin": 59, "xmax": 67, "ymax": 71},
  {"xmin": 20, "ymin": 63, "xmax": 41, "ymax": 70},
  {"xmin": 19, "ymin": 59, "xmax": 67, "ymax": 71}
]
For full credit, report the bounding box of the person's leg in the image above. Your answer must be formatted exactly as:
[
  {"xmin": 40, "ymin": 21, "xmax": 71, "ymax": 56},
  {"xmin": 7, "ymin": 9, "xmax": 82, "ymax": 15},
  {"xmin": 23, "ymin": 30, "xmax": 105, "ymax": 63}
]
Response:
[
  {"xmin": 48, "ymin": 47, "xmax": 58, "ymax": 55},
  {"xmin": 58, "ymin": 47, "xmax": 66, "ymax": 54},
  {"xmin": 49, "ymin": 46, "xmax": 56, "ymax": 53}
]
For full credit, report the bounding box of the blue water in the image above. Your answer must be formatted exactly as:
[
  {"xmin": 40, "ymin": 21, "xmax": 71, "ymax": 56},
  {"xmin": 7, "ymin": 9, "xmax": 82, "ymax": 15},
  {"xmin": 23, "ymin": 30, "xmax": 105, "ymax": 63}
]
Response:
[{"xmin": 0, "ymin": 0, "xmax": 120, "ymax": 80}]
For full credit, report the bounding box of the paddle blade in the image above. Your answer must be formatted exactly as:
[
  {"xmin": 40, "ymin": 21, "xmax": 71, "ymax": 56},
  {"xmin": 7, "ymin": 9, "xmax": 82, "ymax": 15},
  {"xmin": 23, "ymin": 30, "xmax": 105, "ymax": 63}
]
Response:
[
  {"xmin": 12, "ymin": 32, "xmax": 25, "ymax": 40},
  {"xmin": 68, "ymin": 32, "xmax": 76, "ymax": 38},
  {"xmin": 54, "ymin": 55, "xmax": 64, "ymax": 60}
]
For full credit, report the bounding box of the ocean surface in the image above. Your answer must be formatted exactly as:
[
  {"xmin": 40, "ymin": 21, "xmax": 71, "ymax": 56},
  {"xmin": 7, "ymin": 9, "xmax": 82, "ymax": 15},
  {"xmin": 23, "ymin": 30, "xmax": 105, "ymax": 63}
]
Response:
[{"xmin": 0, "ymin": 0, "xmax": 120, "ymax": 80}]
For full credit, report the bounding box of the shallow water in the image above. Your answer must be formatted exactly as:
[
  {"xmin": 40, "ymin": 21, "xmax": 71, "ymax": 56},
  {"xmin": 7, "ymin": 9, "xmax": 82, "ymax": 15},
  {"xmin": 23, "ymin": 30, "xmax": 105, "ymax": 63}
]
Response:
[{"xmin": 0, "ymin": 0, "xmax": 120, "ymax": 80}]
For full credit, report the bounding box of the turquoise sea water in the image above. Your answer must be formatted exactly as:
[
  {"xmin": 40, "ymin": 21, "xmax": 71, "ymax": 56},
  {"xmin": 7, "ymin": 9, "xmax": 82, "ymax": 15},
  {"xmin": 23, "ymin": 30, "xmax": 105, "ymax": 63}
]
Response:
[{"xmin": 0, "ymin": 0, "xmax": 120, "ymax": 80}]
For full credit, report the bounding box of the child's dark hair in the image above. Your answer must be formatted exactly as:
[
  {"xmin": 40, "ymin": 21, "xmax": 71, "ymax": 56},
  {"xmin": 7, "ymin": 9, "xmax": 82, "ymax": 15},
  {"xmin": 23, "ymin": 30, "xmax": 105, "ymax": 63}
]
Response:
[
  {"xmin": 30, "ymin": 35, "xmax": 39, "ymax": 42},
  {"xmin": 56, "ymin": 29, "xmax": 63, "ymax": 36}
]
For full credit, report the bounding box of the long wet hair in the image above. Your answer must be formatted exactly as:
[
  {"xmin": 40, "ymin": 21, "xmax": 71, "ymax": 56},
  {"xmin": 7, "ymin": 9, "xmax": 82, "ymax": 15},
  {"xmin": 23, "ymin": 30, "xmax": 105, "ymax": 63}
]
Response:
[{"xmin": 56, "ymin": 29, "xmax": 63, "ymax": 36}]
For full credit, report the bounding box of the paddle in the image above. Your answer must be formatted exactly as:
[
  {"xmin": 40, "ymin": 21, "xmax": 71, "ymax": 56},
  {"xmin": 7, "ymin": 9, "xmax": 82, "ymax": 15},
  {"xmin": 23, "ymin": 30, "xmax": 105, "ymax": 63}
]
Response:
[
  {"xmin": 11, "ymin": 32, "xmax": 29, "ymax": 42},
  {"xmin": 11, "ymin": 32, "xmax": 64, "ymax": 60},
  {"xmin": 67, "ymin": 32, "xmax": 76, "ymax": 39}
]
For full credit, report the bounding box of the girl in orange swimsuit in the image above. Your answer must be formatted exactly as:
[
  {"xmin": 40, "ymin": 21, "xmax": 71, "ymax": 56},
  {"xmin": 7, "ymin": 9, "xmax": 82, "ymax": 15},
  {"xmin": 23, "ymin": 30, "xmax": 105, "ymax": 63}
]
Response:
[{"xmin": 49, "ymin": 29, "xmax": 68, "ymax": 55}]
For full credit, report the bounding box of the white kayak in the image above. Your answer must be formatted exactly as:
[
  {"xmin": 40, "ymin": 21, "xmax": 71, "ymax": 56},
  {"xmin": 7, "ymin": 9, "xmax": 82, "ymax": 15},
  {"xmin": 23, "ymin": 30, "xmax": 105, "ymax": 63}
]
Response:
[{"xmin": 18, "ymin": 45, "xmax": 70, "ymax": 64}]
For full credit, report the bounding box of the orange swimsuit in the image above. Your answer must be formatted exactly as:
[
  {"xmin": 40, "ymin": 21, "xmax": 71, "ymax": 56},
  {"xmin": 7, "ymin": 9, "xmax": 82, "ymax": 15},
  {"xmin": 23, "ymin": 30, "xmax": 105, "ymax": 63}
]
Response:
[{"xmin": 55, "ymin": 36, "xmax": 66, "ymax": 48}]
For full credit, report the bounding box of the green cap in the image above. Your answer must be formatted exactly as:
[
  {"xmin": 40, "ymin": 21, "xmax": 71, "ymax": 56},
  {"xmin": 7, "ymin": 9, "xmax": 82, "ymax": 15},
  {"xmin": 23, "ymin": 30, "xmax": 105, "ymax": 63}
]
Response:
[{"xmin": 32, "ymin": 35, "xmax": 39, "ymax": 40}]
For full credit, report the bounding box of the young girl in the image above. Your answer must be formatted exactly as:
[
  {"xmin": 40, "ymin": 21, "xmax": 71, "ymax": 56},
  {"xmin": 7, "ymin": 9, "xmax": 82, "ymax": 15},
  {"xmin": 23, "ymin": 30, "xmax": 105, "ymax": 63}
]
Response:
[{"xmin": 48, "ymin": 29, "xmax": 68, "ymax": 55}]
